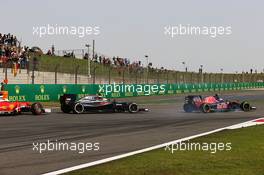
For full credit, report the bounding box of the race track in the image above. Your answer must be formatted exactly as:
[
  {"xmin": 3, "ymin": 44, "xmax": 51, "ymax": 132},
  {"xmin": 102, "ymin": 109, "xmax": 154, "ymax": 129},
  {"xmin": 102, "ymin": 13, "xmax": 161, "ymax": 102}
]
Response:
[{"xmin": 0, "ymin": 90, "xmax": 263, "ymax": 175}]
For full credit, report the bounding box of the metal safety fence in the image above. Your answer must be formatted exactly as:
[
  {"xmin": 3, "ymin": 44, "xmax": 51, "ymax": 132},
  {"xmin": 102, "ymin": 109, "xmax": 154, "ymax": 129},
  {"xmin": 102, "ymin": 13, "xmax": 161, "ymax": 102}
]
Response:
[
  {"xmin": 1, "ymin": 54, "xmax": 262, "ymax": 85},
  {"xmin": 1, "ymin": 51, "xmax": 264, "ymax": 85}
]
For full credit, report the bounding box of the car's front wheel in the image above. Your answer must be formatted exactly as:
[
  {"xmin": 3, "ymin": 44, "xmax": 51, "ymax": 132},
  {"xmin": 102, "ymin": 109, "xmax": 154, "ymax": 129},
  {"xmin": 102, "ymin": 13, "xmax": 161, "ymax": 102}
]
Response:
[
  {"xmin": 128, "ymin": 103, "xmax": 139, "ymax": 113},
  {"xmin": 240, "ymin": 101, "xmax": 251, "ymax": 112}
]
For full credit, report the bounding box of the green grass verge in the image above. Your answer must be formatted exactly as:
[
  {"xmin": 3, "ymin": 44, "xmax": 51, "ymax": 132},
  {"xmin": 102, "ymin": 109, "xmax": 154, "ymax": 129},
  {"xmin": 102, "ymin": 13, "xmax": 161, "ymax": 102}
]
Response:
[
  {"xmin": 65, "ymin": 125, "xmax": 264, "ymax": 175},
  {"xmin": 30, "ymin": 55, "xmax": 162, "ymax": 81},
  {"xmin": 33, "ymin": 55, "xmax": 114, "ymax": 76},
  {"xmin": 30, "ymin": 55, "xmax": 247, "ymax": 83}
]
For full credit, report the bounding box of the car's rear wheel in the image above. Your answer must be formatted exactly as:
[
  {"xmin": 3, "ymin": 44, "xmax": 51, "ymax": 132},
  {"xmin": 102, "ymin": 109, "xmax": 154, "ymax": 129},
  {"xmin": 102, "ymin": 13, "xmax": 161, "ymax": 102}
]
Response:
[
  {"xmin": 201, "ymin": 104, "xmax": 211, "ymax": 113},
  {"xmin": 128, "ymin": 103, "xmax": 139, "ymax": 113},
  {"xmin": 183, "ymin": 104, "xmax": 194, "ymax": 112},
  {"xmin": 74, "ymin": 103, "xmax": 84, "ymax": 114},
  {"xmin": 31, "ymin": 103, "xmax": 43, "ymax": 115},
  {"xmin": 240, "ymin": 101, "xmax": 251, "ymax": 112}
]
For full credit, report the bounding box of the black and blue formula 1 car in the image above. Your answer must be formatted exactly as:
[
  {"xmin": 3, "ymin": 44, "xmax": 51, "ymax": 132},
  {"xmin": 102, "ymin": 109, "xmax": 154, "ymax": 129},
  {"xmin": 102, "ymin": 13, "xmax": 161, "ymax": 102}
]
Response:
[
  {"xmin": 183, "ymin": 94, "xmax": 256, "ymax": 113},
  {"xmin": 59, "ymin": 94, "xmax": 149, "ymax": 114}
]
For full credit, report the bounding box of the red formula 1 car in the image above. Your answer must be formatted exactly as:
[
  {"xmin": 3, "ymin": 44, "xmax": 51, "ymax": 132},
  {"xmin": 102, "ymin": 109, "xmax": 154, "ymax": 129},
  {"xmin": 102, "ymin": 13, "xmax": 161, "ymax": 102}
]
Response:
[
  {"xmin": 0, "ymin": 91, "xmax": 45, "ymax": 115},
  {"xmin": 183, "ymin": 94, "xmax": 256, "ymax": 113}
]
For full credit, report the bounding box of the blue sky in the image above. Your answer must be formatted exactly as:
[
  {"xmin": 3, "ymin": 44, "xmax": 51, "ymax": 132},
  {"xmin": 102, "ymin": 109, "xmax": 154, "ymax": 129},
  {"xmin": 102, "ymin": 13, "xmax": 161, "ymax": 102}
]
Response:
[{"xmin": 2, "ymin": 0, "xmax": 263, "ymax": 73}]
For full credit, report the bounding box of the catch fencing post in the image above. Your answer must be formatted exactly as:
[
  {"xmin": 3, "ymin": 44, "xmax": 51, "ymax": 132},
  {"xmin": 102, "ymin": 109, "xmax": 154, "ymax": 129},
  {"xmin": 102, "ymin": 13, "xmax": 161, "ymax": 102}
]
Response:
[
  {"xmin": 108, "ymin": 67, "xmax": 111, "ymax": 84},
  {"xmin": 146, "ymin": 69, "xmax": 149, "ymax": 84},
  {"xmin": 166, "ymin": 71, "xmax": 169, "ymax": 84},
  {"xmin": 4, "ymin": 62, "xmax": 7, "ymax": 83},
  {"xmin": 122, "ymin": 68, "xmax": 125, "ymax": 84},
  {"xmin": 31, "ymin": 57, "xmax": 37, "ymax": 84},
  {"xmin": 135, "ymin": 69, "xmax": 138, "ymax": 84},
  {"xmin": 75, "ymin": 65, "xmax": 79, "ymax": 84},
  {"xmin": 92, "ymin": 40, "xmax": 95, "ymax": 60},
  {"xmin": 26, "ymin": 54, "xmax": 30, "ymax": 75},
  {"xmin": 55, "ymin": 64, "xmax": 59, "ymax": 84},
  {"xmin": 85, "ymin": 44, "xmax": 91, "ymax": 80},
  {"xmin": 93, "ymin": 65, "xmax": 97, "ymax": 84}
]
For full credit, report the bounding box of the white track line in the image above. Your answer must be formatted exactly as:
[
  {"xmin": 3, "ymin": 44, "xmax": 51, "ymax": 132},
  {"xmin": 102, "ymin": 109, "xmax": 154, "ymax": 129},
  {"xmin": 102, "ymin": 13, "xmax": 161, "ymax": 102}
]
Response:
[{"xmin": 43, "ymin": 117, "xmax": 264, "ymax": 175}]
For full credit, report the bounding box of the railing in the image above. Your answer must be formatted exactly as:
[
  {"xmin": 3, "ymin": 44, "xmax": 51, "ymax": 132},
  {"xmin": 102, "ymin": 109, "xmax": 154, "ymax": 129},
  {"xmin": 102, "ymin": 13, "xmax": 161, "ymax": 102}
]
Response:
[
  {"xmin": 35, "ymin": 55, "xmax": 264, "ymax": 84},
  {"xmin": 1, "ymin": 54, "xmax": 264, "ymax": 84}
]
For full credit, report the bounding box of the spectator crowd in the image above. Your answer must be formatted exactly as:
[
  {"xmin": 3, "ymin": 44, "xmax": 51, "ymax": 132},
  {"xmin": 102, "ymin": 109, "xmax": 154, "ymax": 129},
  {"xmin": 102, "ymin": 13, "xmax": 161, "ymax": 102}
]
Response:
[
  {"xmin": 85, "ymin": 53, "xmax": 146, "ymax": 74},
  {"xmin": 90, "ymin": 54, "xmax": 145, "ymax": 75},
  {"xmin": 0, "ymin": 33, "xmax": 17, "ymax": 46},
  {"xmin": 0, "ymin": 33, "xmax": 29, "ymax": 76},
  {"xmin": 1, "ymin": 32, "xmax": 156, "ymax": 78}
]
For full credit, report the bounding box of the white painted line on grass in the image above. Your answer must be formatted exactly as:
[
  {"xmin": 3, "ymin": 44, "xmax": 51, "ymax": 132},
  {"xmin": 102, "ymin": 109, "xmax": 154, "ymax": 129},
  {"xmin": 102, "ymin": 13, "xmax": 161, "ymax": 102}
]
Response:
[{"xmin": 42, "ymin": 117, "xmax": 264, "ymax": 175}]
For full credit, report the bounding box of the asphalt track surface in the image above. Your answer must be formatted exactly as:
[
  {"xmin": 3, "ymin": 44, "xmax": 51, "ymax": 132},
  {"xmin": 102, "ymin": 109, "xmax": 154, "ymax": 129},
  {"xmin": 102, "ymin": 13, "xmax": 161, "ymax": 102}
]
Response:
[{"xmin": 0, "ymin": 90, "xmax": 263, "ymax": 175}]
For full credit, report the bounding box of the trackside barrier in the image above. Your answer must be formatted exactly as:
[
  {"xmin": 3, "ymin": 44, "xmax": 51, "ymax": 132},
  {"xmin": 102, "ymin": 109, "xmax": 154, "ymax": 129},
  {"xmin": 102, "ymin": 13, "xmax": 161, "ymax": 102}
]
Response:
[{"xmin": 4, "ymin": 82, "xmax": 264, "ymax": 102}]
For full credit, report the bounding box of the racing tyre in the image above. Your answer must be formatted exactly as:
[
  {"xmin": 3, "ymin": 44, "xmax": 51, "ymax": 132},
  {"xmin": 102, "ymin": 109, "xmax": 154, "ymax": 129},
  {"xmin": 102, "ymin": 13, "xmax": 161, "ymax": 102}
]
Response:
[
  {"xmin": 74, "ymin": 103, "xmax": 84, "ymax": 114},
  {"xmin": 183, "ymin": 104, "xmax": 194, "ymax": 113},
  {"xmin": 240, "ymin": 101, "xmax": 251, "ymax": 112},
  {"xmin": 128, "ymin": 103, "xmax": 139, "ymax": 113},
  {"xmin": 201, "ymin": 104, "xmax": 211, "ymax": 113},
  {"xmin": 31, "ymin": 103, "xmax": 43, "ymax": 115}
]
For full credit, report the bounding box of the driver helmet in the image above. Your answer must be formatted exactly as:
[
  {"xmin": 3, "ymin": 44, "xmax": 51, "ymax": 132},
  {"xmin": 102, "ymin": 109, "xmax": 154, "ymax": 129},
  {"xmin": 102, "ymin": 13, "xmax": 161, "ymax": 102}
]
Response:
[{"xmin": 214, "ymin": 94, "xmax": 220, "ymax": 100}]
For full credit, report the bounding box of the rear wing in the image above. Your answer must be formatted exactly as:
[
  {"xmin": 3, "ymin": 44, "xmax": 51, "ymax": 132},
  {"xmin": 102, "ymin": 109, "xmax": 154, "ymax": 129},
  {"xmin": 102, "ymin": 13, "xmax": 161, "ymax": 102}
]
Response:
[{"xmin": 184, "ymin": 95, "xmax": 202, "ymax": 103}]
